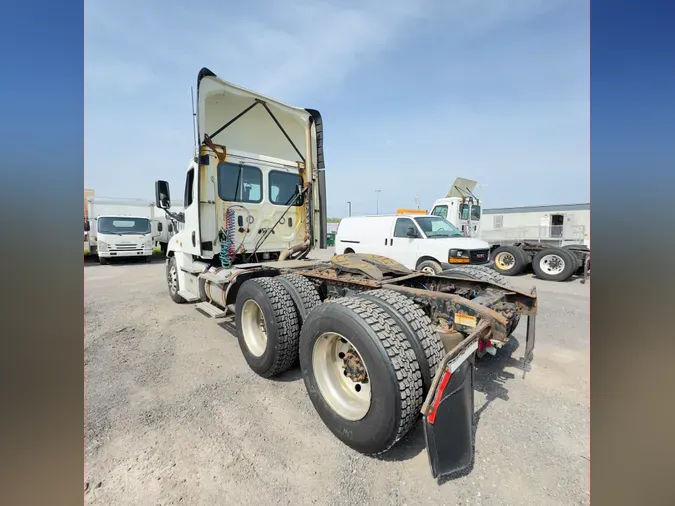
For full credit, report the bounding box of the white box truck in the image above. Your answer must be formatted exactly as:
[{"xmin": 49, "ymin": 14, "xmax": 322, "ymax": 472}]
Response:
[{"xmin": 85, "ymin": 197, "xmax": 157, "ymax": 264}]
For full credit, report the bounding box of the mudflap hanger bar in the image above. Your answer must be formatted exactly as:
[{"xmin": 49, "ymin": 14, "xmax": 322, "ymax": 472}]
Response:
[{"xmin": 203, "ymin": 98, "xmax": 305, "ymax": 163}]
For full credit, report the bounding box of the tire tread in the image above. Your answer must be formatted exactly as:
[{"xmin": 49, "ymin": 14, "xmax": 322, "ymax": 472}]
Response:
[
  {"xmin": 328, "ymin": 296, "xmax": 424, "ymax": 453},
  {"xmin": 249, "ymin": 277, "xmax": 300, "ymax": 377}
]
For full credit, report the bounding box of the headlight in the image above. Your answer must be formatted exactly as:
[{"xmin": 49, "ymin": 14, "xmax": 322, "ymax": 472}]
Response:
[
  {"xmin": 98, "ymin": 241, "xmax": 108, "ymax": 250},
  {"xmin": 448, "ymin": 249, "xmax": 470, "ymax": 263},
  {"xmin": 449, "ymin": 249, "xmax": 469, "ymax": 258},
  {"xmin": 145, "ymin": 240, "xmax": 153, "ymax": 247}
]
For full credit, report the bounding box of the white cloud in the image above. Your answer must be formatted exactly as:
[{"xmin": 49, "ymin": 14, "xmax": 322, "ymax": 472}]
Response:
[{"xmin": 85, "ymin": 0, "xmax": 561, "ymax": 100}]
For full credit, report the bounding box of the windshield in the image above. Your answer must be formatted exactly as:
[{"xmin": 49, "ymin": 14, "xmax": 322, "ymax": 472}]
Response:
[
  {"xmin": 98, "ymin": 217, "xmax": 151, "ymax": 235},
  {"xmin": 414, "ymin": 216, "xmax": 464, "ymax": 238},
  {"xmin": 471, "ymin": 205, "xmax": 481, "ymax": 220}
]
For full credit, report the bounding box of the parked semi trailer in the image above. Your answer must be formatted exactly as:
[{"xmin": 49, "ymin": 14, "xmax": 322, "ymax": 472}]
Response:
[
  {"xmin": 429, "ymin": 181, "xmax": 590, "ymax": 282},
  {"xmin": 155, "ymin": 68, "xmax": 539, "ymax": 479}
]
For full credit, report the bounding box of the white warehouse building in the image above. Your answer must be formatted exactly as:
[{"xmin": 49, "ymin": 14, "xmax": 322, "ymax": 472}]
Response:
[{"xmin": 479, "ymin": 203, "xmax": 590, "ymax": 247}]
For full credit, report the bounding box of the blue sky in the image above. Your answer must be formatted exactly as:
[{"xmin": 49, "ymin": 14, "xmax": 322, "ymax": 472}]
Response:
[{"xmin": 85, "ymin": 0, "xmax": 588, "ymax": 217}]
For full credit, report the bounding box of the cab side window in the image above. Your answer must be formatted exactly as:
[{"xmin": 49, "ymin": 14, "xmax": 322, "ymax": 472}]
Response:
[
  {"xmin": 394, "ymin": 218, "xmax": 415, "ymax": 238},
  {"xmin": 184, "ymin": 168, "xmax": 195, "ymax": 207},
  {"xmin": 431, "ymin": 205, "xmax": 447, "ymax": 219}
]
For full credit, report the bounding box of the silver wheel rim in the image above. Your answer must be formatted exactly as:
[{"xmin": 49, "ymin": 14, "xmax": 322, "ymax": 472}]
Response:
[
  {"xmin": 540, "ymin": 254, "xmax": 565, "ymax": 275},
  {"xmin": 495, "ymin": 251, "xmax": 515, "ymax": 270},
  {"xmin": 312, "ymin": 332, "xmax": 371, "ymax": 421},
  {"xmin": 168, "ymin": 265, "xmax": 178, "ymax": 294},
  {"xmin": 241, "ymin": 300, "xmax": 267, "ymax": 357},
  {"xmin": 420, "ymin": 265, "xmax": 436, "ymax": 274}
]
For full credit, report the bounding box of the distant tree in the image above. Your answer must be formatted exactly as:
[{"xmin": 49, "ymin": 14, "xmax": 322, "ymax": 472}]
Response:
[{"xmin": 327, "ymin": 217, "xmax": 342, "ymax": 223}]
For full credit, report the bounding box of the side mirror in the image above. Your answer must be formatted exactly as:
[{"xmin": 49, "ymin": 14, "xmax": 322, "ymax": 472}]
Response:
[
  {"xmin": 84, "ymin": 220, "xmax": 90, "ymax": 232},
  {"xmin": 406, "ymin": 226, "xmax": 417, "ymax": 237},
  {"xmin": 155, "ymin": 180, "xmax": 171, "ymax": 209},
  {"xmin": 157, "ymin": 222, "xmax": 163, "ymax": 232}
]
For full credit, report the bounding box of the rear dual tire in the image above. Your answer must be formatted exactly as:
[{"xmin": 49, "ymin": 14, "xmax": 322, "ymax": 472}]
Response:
[
  {"xmin": 491, "ymin": 246, "xmax": 529, "ymax": 276},
  {"xmin": 532, "ymin": 247, "xmax": 577, "ymax": 282},
  {"xmin": 235, "ymin": 277, "xmax": 430, "ymax": 455},
  {"xmin": 299, "ymin": 297, "xmax": 424, "ymax": 455}
]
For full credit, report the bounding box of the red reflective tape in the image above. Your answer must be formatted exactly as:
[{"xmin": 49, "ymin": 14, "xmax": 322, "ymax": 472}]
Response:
[{"xmin": 427, "ymin": 370, "xmax": 452, "ymax": 425}]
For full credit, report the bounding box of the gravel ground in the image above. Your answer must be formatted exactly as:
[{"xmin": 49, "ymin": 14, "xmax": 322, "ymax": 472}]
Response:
[{"xmin": 84, "ymin": 250, "xmax": 589, "ymax": 505}]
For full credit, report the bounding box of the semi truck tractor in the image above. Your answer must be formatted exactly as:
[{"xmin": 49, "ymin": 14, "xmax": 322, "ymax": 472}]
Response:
[{"xmin": 154, "ymin": 67, "xmax": 539, "ymax": 479}]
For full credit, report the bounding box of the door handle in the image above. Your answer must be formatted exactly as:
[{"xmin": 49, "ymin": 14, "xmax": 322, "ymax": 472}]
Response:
[{"xmin": 191, "ymin": 231, "xmax": 196, "ymax": 247}]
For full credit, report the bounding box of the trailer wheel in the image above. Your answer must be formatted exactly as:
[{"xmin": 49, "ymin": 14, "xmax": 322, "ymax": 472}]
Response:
[
  {"xmin": 358, "ymin": 289, "xmax": 444, "ymax": 395},
  {"xmin": 491, "ymin": 246, "xmax": 527, "ymax": 276},
  {"xmin": 235, "ymin": 277, "xmax": 300, "ymax": 378},
  {"xmin": 417, "ymin": 259, "xmax": 442, "ymax": 275},
  {"xmin": 299, "ymin": 296, "xmax": 424, "ymax": 455},
  {"xmin": 166, "ymin": 257, "xmax": 185, "ymax": 303},
  {"xmin": 438, "ymin": 265, "xmax": 520, "ymax": 335},
  {"xmin": 278, "ymin": 274, "xmax": 322, "ymax": 325},
  {"xmin": 532, "ymin": 248, "xmax": 576, "ymax": 282}
]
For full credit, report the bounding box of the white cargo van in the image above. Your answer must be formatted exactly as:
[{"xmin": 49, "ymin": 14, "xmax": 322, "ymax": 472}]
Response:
[{"xmin": 334, "ymin": 214, "xmax": 492, "ymax": 274}]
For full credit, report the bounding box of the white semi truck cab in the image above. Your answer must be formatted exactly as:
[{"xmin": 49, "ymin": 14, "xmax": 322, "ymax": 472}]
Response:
[{"xmin": 429, "ymin": 177, "xmax": 482, "ymax": 238}]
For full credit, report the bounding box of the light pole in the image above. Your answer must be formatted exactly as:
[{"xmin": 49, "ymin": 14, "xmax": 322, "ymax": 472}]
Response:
[
  {"xmin": 347, "ymin": 201, "xmax": 352, "ymax": 217},
  {"xmin": 375, "ymin": 189, "xmax": 382, "ymax": 215}
]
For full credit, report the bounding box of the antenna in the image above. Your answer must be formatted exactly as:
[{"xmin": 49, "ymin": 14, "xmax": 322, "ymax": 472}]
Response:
[
  {"xmin": 414, "ymin": 193, "xmax": 421, "ymax": 209},
  {"xmin": 191, "ymin": 87, "xmax": 198, "ymax": 156}
]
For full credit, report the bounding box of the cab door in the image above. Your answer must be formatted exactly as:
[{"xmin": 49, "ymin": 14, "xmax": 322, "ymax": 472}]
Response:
[{"xmin": 388, "ymin": 217, "xmax": 422, "ymax": 269}]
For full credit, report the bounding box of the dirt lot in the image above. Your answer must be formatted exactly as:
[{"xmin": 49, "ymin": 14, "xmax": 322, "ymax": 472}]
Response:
[{"xmin": 84, "ymin": 251, "xmax": 589, "ymax": 505}]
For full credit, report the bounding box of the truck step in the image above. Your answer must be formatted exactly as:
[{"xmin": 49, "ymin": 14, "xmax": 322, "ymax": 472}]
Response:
[
  {"xmin": 177, "ymin": 290, "xmax": 200, "ymax": 302},
  {"xmin": 195, "ymin": 301, "xmax": 228, "ymax": 319}
]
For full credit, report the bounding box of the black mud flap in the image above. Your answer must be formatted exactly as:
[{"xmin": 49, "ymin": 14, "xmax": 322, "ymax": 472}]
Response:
[{"xmin": 423, "ymin": 339, "xmax": 478, "ymax": 480}]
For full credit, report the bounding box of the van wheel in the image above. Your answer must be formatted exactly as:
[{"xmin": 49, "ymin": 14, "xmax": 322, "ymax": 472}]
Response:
[
  {"xmin": 344, "ymin": 248, "xmax": 355, "ymax": 254},
  {"xmin": 299, "ymin": 296, "xmax": 423, "ymax": 455},
  {"xmin": 235, "ymin": 277, "xmax": 300, "ymax": 378},
  {"xmin": 417, "ymin": 259, "xmax": 442, "ymax": 274}
]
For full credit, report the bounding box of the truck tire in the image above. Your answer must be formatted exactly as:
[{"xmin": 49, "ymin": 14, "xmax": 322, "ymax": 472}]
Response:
[
  {"xmin": 358, "ymin": 289, "xmax": 444, "ymax": 395},
  {"xmin": 235, "ymin": 277, "xmax": 300, "ymax": 378},
  {"xmin": 491, "ymin": 246, "xmax": 528, "ymax": 276},
  {"xmin": 438, "ymin": 265, "xmax": 520, "ymax": 335},
  {"xmin": 417, "ymin": 259, "xmax": 442, "ymax": 275},
  {"xmin": 439, "ymin": 265, "xmax": 513, "ymax": 288},
  {"xmin": 562, "ymin": 245, "xmax": 587, "ymax": 272},
  {"xmin": 166, "ymin": 257, "xmax": 185, "ymax": 303},
  {"xmin": 532, "ymin": 247, "xmax": 577, "ymax": 282},
  {"xmin": 98, "ymin": 256, "xmax": 109, "ymax": 266},
  {"xmin": 299, "ymin": 296, "xmax": 424, "ymax": 455},
  {"xmin": 278, "ymin": 274, "xmax": 322, "ymax": 325}
]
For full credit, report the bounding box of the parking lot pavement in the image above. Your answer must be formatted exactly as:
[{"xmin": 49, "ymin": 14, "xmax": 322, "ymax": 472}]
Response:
[{"xmin": 85, "ymin": 254, "xmax": 589, "ymax": 505}]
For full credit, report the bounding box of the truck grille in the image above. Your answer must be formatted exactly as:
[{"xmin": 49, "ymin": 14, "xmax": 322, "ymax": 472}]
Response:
[
  {"xmin": 113, "ymin": 244, "xmax": 141, "ymax": 251},
  {"xmin": 470, "ymin": 249, "xmax": 489, "ymax": 264}
]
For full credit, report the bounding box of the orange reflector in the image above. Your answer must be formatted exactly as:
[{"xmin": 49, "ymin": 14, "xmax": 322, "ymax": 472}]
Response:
[
  {"xmin": 428, "ymin": 370, "xmax": 452, "ymax": 425},
  {"xmin": 449, "ymin": 258, "xmax": 470, "ymax": 263}
]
